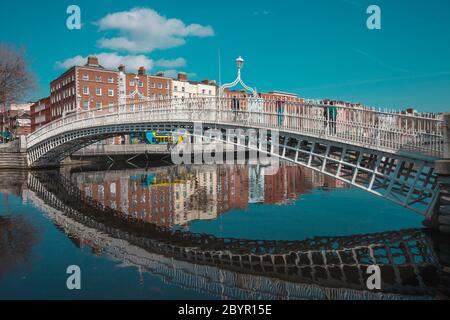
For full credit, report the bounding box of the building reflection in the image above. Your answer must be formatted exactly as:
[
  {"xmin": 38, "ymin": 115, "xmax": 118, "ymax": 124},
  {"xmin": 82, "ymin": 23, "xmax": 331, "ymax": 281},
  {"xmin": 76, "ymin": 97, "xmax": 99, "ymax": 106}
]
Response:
[{"xmin": 71, "ymin": 164, "xmax": 349, "ymax": 228}]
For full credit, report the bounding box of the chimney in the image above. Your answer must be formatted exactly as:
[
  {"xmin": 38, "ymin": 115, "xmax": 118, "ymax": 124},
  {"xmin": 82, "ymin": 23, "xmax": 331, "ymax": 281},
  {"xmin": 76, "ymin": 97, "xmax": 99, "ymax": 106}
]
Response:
[
  {"xmin": 155, "ymin": 72, "xmax": 165, "ymax": 77},
  {"xmin": 138, "ymin": 66, "xmax": 146, "ymax": 76},
  {"xmin": 87, "ymin": 56, "xmax": 99, "ymax": 67},
  {"xmin": 178, "ymin": 72, "xmax": 187, "ymax": 81},
  {"xmin": 118, "ymin": 64, "xmax": 126, "ymax": 73}
]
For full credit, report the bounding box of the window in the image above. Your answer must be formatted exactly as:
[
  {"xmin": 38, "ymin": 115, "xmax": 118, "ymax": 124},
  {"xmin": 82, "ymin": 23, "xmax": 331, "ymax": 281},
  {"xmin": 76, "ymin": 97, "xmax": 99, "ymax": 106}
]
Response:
[
  {"xmin": 83, "ymin": 86, "xmax": 89, "ymax": 95},
  {"xmin": 138, "ymin": 104, "xmax": 143, "ymax": 111},
  {"xmin": 151, "ymin": 82, "xmax": 156, "ymax": 88},
  {"xmin": 96, "ymin": 76, "xmax": 102, "ymax": 82},
  {"xmin": 83, "ymin": 101, "xmax": 89, "ymax": 110},
  {"xmin": 96, "ymin": 88, "xmax": 102, "ymax": 96},
  {"xmin": 107, "ymin": 77, "xmax": 114, "ymax": 84},
  {"xmin": 138, "ymin": 81, "xmax": 143, "ymax": 88},
  {"xmin": 130, "ymin": 104, "xmax": 135, "ymax": 111},
  {"xmin": 108, "ymin": 102, "xmax": 114, "ymax": 113},
  {"xmin": 82, "ymin": 74, "xmax": 89, "ymax": 81},
  {"xmin": 158, "ymin": 94, "xmax": 163, "ymax": 99},
  {"xmin": 181, "ymin": 87, "xmax": 185, "ymax": 92},
  {"xmin": 202, "ymin": 89, "xmax": 206, "ymax": 95},
  {"xmin": 158, "ymin": 83, "xmax": 163, "ymax": 89},
  {"xmin": 209, "ymin": 90, "xmax": 212, "ymax": 95},
  {"xmin": 96, "ymin": 102, "xmax": 102, "ymax": 110},
  {"xmin": 165, "ymin": 83, "xmax": 170, "ymax": 90},
  {"xmin": 108, "ymin": 89, "xmax": 114, "ymax": 97},
  {"xmin": 129, "ymin": 81, "xmax": 135, "ymax": 87}
]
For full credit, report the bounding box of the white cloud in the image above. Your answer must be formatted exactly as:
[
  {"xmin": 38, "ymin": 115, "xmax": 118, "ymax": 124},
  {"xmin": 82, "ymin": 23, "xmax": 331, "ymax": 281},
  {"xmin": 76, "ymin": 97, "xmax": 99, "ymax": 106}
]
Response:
[
  {"xmin": 96, "ymin": 8, "xmax": 214, "ymax": 53},
  {"xmin": 154, "ymin": 58, "xmax": 186, "ymax": 68},
  {"xmin": 55, "ymin": 53, "xmax": 154, "ymax": 72}
]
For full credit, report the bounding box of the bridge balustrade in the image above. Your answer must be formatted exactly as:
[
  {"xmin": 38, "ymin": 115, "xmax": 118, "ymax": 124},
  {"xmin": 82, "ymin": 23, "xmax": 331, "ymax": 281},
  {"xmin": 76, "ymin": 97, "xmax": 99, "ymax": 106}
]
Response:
[{"xmin": 27, "ymin": 97, "xmax": 445, "ymax": 159}]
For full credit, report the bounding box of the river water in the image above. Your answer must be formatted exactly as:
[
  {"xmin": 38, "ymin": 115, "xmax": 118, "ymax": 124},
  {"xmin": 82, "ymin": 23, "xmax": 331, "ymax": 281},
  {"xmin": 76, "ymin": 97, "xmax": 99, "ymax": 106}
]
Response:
[{"xmin": 0, "ymin": 162, "xmax": 449, "ymax": 300}]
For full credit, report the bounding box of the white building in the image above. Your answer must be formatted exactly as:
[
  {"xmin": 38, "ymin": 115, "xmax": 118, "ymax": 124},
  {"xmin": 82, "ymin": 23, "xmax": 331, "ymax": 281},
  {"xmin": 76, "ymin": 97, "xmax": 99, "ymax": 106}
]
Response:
[{"xmin": 172, "ymin": 73, "xmax": 217, "ymax": 100}]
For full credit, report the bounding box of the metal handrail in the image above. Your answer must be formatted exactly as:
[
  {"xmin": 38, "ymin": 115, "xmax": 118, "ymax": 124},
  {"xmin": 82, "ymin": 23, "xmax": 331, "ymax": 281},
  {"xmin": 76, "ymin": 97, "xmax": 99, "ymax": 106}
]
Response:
[{"xmin": 26, "ymin": 97, "xmax": 446, "ymax": 159}]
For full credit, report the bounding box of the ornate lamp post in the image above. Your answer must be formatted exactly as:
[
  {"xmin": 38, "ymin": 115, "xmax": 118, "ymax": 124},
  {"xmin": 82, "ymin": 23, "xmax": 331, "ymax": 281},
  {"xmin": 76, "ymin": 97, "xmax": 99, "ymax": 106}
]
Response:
[
  {"xmin": 219, "ymin": 56, "xmax": 257, "ymax": 97},
  {"xmin": 236, "ymin": 56, "xmax": 244, "ymax": 76}
]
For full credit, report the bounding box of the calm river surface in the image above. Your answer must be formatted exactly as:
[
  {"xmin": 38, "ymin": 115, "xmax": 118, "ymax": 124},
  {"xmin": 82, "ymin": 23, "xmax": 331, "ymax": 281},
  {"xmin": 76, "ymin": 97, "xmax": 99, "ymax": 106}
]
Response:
[{"xmin": 0, "ymin": 162, "xmax": 448, "ymax": 300}]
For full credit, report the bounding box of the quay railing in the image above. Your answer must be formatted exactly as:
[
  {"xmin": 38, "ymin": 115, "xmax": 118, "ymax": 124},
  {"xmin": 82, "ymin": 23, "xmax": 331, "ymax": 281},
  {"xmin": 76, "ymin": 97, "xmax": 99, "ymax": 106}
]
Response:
[{"xmin": 27, "ymin": 97, "xmax": 446, "ymax": 159}]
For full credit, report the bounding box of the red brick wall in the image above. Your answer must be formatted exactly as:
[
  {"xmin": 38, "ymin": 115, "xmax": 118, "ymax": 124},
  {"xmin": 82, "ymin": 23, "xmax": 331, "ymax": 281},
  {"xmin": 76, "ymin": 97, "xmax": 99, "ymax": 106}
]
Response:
[
  {"xmin": 30, "ymin": 97, "xmax": 51, "ymax": 132},
  {"xmin": 77, "ymin": 67, "xmax": 119, "ymax": 114},
  {"xmin": 50, "ymin": 68, "xmax": 76, "ymax": 121}
]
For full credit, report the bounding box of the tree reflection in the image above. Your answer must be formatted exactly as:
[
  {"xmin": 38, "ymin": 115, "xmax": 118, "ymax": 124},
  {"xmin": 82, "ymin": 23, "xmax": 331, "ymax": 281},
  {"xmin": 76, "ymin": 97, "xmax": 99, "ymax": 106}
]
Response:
[{"xmin": 0, "ymin": 215, "xmax": 39, "ymax": 278}]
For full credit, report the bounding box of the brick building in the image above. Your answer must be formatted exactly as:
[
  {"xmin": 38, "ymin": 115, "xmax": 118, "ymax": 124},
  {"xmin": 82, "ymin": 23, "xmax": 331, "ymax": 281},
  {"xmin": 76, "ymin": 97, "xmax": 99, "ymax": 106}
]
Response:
[
  {"xmin": 260, "ymin": 91, "xmax": 304, "ymax": 103},
  {"xmin": 48, "ymin": 56, "xmax": 173, "ymax": 118},
  {"xmin": 30, "ymin": 97, "xmax": 51, "ymax": 132},
  {"xmin": 44, "ymin": 56, "xmax": 174, "ymax": 143}
]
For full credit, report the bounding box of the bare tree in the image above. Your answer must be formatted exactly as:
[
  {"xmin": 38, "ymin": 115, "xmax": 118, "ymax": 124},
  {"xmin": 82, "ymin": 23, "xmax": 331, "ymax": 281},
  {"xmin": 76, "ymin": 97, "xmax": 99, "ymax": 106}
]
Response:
[{"xmin": 0, "ymin": 44, "xmax": 35, "ymax": 105}]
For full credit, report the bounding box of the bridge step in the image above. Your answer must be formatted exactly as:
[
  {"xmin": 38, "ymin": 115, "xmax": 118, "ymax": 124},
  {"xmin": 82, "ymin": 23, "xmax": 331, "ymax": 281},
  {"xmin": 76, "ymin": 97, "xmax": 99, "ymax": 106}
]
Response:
[{"xmin": 0, "ymin": 152, "xmax": 28, "ymax": 169}]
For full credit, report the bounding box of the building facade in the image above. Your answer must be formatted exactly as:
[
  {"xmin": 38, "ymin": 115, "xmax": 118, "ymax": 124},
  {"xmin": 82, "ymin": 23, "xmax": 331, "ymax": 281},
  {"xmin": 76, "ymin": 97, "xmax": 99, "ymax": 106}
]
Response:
[
  {"xmin": 172, "ymin": 73, "xmax": 217, "ymax": 100},
  {"xmin": 49, "ymin": 56, "xmax": 173, "ymax": 119},
  {"xmin": 46, "ymin": 56, "xmax": 174, "ymax": 145},
  {"xmin": 30, "ymin": 97, "xmax": 51, "ymax": 132},
  {"xmin": 0, "ymin": 103, "xmax": 33, "ymax": 138}
]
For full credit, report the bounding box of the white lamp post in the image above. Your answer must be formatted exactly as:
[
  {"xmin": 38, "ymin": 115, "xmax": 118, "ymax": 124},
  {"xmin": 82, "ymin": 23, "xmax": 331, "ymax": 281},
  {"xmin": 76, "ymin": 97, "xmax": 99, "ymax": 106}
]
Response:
[
  {"xmin": 236, "ymin": 56, "xmax": 244, "ymax": 70},
  {"xmin": 220, "ymin": 56, "xmax": 257, "ymax": 97}
]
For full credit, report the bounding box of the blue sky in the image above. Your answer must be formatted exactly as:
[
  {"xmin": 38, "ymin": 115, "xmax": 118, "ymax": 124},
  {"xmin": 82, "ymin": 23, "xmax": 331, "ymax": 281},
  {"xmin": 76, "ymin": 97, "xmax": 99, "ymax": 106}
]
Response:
[{"xmin": 1, "ymin": 0, "xmax": 449, "ymax": 112}]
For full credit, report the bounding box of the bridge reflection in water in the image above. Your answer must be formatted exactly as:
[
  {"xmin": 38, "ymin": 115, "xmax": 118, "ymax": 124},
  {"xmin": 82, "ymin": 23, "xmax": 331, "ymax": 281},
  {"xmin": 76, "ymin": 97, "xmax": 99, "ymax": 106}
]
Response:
[{"xmin": 17, "ymin": 164, "xmax": 450, "ymax": 300}]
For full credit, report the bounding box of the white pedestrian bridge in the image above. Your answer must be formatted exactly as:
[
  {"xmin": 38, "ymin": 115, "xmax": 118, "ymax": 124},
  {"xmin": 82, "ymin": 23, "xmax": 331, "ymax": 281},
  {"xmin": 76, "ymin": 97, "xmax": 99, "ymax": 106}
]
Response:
[{"xmin": 26, "ymin": 97, "xmax": 448, "ymax": 216}]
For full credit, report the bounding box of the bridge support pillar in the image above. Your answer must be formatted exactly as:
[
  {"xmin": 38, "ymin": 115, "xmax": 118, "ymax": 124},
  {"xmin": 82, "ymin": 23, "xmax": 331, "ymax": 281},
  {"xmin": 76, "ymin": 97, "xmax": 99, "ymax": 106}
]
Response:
[{"xmin": 426, "ymin": 114, "xmax": 450, "ymax": 234}]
